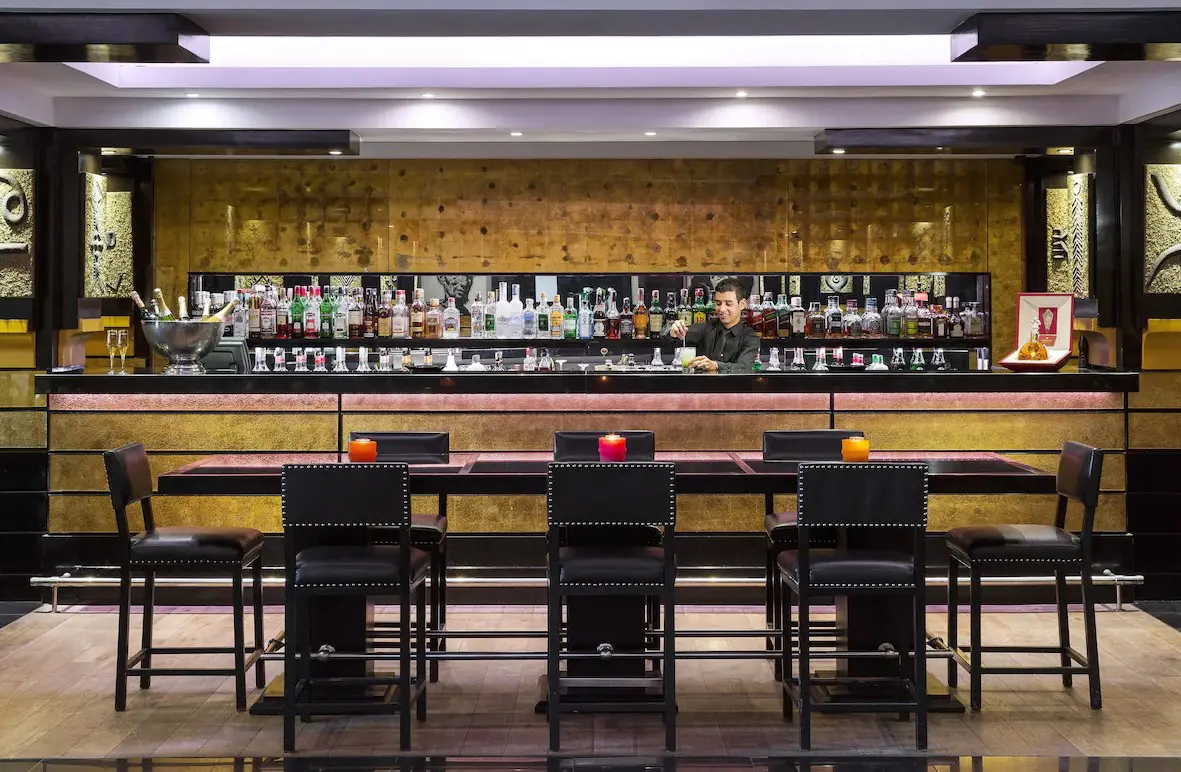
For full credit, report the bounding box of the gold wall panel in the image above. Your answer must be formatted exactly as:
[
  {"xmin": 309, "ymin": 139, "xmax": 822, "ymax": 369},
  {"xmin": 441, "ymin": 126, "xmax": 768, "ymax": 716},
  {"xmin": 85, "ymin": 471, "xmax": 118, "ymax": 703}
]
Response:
[
  {"xmin": 1129, "ymin": 412, "xmax": 1181, "ymax": 449},
  {"xmin": 1145, "ymin": 164, "xmax": 1181, "ymax": 294},
  {"xmin": 342, "ymin": 411, "xmax": 830, "ymax": 451},
  {"xmin": 1130, "ymin": 372, "xmax": 1181, "ymax": 409},
  {"xmin": 986, "ymin": 159, "xmax": 1023, "ymax": 356},
  {"xmin": 0, "ymin": 371, "xmax": 42, "ymax": 408},
  {"xmin": 155, "ymin": 158, "xmax": 1023, "ymax": 289},
  {"xmin": 0, "ymin": 409, "xmax": 46, "ymax": 448},
  {"xmin": 50, "ymin": 412, "xmax": 338, "ymax": 451},
  {"xmin": 1004, "ymin": 451, "xmax": 1125, "ymax": 492},
  {"xmin": 928, "ymin": 494, "xmax": 1125, "ymax": 533},
  {"xmin": 446, "ymin": 495, "xmax": 545, "ymax": 533},
  {"xmin": 83, "ymin": 173, "xmax": 134, "ymax": 298},
  {"xmin": 49, "ymin": 452, "xmax": 212, "ymax": 492},
  {"xmin": 835, "ymin": 411, "xmax": 1124, "ymax": 451},
  {"xmin": 0, "ymin": 168, "xmax": 34, "ymax": 298},
  {"xmin": 1046, "ymin": 187, "xmax": 1071, "ymax": 294},
  {"xmin": 50, "ymin": 494, "xmax": 282, "ymax": 533}
]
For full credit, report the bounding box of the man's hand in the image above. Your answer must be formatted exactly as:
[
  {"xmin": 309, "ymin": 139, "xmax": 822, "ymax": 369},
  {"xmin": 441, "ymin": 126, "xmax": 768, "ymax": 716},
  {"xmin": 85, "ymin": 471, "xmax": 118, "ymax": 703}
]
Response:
[
  {"xmin": 668, "ymin": 319, "xmax": 689, "ymax": 340},
  {"xmin": 689, "ymin": 356, "xmax": 718, "ymax": 372}
]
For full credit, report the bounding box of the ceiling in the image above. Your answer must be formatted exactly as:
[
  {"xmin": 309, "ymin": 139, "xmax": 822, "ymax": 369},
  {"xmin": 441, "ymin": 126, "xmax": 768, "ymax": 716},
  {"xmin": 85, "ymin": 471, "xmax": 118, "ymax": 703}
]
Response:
[{"xmin": 0, "ymin": 1, "xmax": 1178, "ymax": 156}]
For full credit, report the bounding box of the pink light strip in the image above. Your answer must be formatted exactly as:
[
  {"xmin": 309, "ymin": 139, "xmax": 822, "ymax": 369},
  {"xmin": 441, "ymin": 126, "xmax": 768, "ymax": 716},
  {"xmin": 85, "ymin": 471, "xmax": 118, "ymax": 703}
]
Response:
[
  {"xmin": 833, "ymin": 392, "xmax": 1124, "ymax": 412},
  {"xmin": 342, "ymin": 392, "xmax": 830, "ymax": 413},
  {"xmin": 48, "ymin": 393, "xmax": 338, "ymax": 412}
]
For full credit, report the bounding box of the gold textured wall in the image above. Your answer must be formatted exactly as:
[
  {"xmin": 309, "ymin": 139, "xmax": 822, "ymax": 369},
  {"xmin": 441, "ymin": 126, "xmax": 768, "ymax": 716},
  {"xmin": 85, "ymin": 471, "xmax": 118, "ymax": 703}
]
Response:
[
  {"xmin": 83, "ymin": 173, "xmax": 134, "ymax": 298},
  {"xmin": 0, "ymin": 168, "xmax": 35, "ymax": 298},
  {"xmin": 153, "ymin": 158, "xmax": 1024, "ymax": 352},
  {"xmin": 1045, "ymin": 174, "xmax": 1092, "ymax": 298},
  {"xmin": 1145, "ymin": 164, "xmax": 1181, "ymax": 294}
]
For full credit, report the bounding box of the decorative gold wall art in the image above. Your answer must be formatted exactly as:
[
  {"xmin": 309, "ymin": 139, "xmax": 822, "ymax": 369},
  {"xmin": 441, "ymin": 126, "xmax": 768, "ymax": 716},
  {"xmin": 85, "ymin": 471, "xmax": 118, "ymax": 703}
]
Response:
[
  {"xmin": 82, "ymin": 173, "xmax": 134, "ymax": 298},
  {"xmin": 1146, "ymin": 164, "xmax": 1181, "ymax": 294},
  {"xmin": 1044, "ymin": 173, "xmax": 1091, "ymax": 298},
  {"xmin": 0, "ymin": 168, "xmax": 34, "ymax": 298}
]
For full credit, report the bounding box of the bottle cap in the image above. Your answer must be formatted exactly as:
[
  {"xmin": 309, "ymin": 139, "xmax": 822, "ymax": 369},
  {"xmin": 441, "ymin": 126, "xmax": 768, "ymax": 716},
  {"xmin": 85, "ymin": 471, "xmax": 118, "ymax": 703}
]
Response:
[{"xmin": 791, "ymin": 296, "xmax": 801, "ymax": 305}]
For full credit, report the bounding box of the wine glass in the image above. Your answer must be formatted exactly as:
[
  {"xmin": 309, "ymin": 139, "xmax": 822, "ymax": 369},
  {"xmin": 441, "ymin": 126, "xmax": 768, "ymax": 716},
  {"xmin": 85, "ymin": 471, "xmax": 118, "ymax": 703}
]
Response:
[
  {"xmin": 115, "ymin": 329, "xmax": 129, "ymax": 374},
  {"xmin": 554, "ymin": 359, "xmax": 566, "ymax": 372},
  {"xmin": 105, "ymin": 329, "xmax": 119, "ymax": 374}
]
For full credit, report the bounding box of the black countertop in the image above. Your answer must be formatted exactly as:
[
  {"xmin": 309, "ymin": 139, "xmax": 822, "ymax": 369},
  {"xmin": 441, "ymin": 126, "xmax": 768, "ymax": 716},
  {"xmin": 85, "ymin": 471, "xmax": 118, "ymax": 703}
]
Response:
[{"xmin": 35, "ymin": 368, "xmax": 1139, "ymax": 395}]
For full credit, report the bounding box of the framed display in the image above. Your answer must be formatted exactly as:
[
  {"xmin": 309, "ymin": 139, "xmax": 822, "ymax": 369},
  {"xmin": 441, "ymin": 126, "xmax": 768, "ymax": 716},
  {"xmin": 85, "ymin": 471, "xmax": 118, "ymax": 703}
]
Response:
[{"xmin": 999, "ymin": 292, "xmax": 1075, "ymax": 372}]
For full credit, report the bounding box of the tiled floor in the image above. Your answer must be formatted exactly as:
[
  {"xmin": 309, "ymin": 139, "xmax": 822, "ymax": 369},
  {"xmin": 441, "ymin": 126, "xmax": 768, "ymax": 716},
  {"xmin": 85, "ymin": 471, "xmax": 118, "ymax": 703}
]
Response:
[{"xmin": 0, "ymin": 603, "xmax": 1178, "ymax": 757}]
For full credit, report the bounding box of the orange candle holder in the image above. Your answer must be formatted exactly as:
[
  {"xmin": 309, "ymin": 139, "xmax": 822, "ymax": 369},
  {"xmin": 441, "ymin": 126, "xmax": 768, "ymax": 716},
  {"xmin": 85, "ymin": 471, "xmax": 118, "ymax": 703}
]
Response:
[
  {"xmin": 841, "ymin": 437, "xmax": 870, "ymax": 463},
  {"xmin": 599, "ymin": 433, "xmax": 627, "ymax": 462},
  {"xmin": 348, "ymin": 438, "xmax": 378, "ymax": 463}
]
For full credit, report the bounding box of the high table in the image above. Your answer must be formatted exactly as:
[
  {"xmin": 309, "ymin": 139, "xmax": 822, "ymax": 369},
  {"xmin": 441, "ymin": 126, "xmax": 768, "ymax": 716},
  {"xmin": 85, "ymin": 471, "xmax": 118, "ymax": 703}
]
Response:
[{"xmin": 160, "ymin": 450, "xmax": 1054, "ymax": 714}]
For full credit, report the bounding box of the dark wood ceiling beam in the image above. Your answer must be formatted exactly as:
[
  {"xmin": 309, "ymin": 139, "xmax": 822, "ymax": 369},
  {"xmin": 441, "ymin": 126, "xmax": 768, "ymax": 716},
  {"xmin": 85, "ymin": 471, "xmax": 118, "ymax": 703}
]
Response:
[
  {"xmin": 814, "ymin": 127, "xmax": 1115, "ymax": 156},
  {"xmin": 0, "ymin": 13, "xmax": 208, "ymax": 63},
  {"xmin": 952, "ymin": 12, "xmax": 1181, "ymax": 62},
  {"xmin": 61, "ymin": 129, "xmax": 361, "ymax": 157}
]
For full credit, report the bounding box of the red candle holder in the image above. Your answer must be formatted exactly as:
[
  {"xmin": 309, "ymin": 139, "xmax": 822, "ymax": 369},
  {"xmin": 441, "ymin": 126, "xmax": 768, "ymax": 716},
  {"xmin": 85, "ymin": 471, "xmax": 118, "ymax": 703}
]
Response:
[
  {"xmin": 598, "ymin": 433, "xmax": 627, "ymax": 462},
  {"xmin": 348, "ymin": 438, "xmax": 378, "ymax": 463}
]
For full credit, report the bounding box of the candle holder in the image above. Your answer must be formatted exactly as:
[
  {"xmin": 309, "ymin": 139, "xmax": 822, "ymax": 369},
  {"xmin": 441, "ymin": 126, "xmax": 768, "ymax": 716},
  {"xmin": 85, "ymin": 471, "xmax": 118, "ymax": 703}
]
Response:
[
  {"xmin": 348, "ymin": 438, "xmax": 377, "ymax": 463},
  {"xmin": 598, "ymin": 433, "xmax": 627, "ymax": 462},
  {"xmin": 841, "ymin": 437, "xmax": 871, "ymax": 463}
]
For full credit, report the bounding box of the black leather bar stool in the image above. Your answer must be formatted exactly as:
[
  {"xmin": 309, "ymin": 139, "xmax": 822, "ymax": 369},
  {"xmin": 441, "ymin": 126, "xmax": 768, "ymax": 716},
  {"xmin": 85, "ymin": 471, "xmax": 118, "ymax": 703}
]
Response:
[
  {"xmin": 103, "ymin": 443, "xmax": 265, "ymax": 712},
  {"xmin": 348, "ymin": 430, "xmax": 449, "ymax": 683},
  {"xmin": 762, "ymin": 429, "xmax": 862, "ymax": 680},
  {"xmin": 779, "ymin": 462, "xmax": 929, "ymax": 750},
  {"xmin": 945, "ymin": 441, "xmax": 1104, "ymax": 711},
  {"xmin": 281, "ymin": 463, "xmax": 428, "ymax": 752},
  {"xmin": 546, "ymin": 462, "xmax": 678, "ymax": 752}
]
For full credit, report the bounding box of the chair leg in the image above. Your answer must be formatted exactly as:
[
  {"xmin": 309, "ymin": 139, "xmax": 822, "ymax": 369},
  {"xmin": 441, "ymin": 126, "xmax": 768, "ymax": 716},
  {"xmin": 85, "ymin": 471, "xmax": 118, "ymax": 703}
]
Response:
[
  {"xmin": 769, "ymin": 545, "xmax": 782, "ymax": 682},
  {"xmin": 649, "ymin": 597, "xmax": 661, "ymax": 675},
  {"xmin": 1080, "ymin": 568, "xmax": 1103, "ymax": 710},
  {"xmin": 115, "ymin": 566, "xmax": 131, "ymax": 711},
  {"xmin": 1054, "ymin": 568, "xmax": 1073, "ymax": 689},
  {"xmin": 252, "ymin": 558, "xmax": 266, "ymax": 689},
  {"xmin": 283, "ymin": 589, "xmax": 297, "ymax": 752},
  {"xmin": 297, "ymin": 595, "xmax": 312, "ymax": 723},
  {"xmin": 780, "ymin": 574, "xmax": 793, "ymax": 722},
  {"xmin": 914, "ymin": 583, "xmax": 928, "ymax": 751},
  {"xmin": 140, "ymin": 569, "xmax": 155, "ymax": 690},
  {"xmin": 946, "ymin": 558, "xmax": 958, "ymax": 691},
  {"xmin": 969, "ymin": 565, "xmax": 983, "ymax": 712},
  {"xmin": 798, "ymin": 584, "xmax": 811, "ymax": 750},
  {"xmin": 663, "ymin": 586, "xmax": 676, "ymax": 752},
  {"xmin": 400, "ymin": 587, "xmax": 412, "ymax": 750},
  {"xmin": 429, "ymin": 551, "xmax": 441, "ymax": 684},
  {"xmin": 232, "ymin": 567, "xmax": 247, "ymax": 712},
  {"xmin": 547, "ymin": 584, "xmax": 562, "ymax": 752},
  {"xmin": 416, "ymin": 582, "xmax": 428, "ymax": 721}
]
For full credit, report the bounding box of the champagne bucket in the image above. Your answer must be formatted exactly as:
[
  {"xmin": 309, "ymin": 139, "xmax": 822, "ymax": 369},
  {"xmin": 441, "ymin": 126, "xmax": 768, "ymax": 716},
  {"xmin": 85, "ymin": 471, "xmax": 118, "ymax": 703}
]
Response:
[{"xmin": 141, "ymin": 320, "xmax": 224, "ymax": 375}]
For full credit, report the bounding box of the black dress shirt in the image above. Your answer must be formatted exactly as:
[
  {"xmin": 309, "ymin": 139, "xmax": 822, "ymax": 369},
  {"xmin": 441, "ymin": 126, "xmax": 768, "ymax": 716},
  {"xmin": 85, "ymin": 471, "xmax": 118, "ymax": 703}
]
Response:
[{"xmin": 666, "ymin": 319, "xmax": 761, "ymax": 373}]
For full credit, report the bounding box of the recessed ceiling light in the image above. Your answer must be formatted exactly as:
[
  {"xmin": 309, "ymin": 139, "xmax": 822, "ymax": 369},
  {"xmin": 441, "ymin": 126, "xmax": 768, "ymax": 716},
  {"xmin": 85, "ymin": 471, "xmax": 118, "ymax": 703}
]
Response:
[
  {"xmin": 185, "ymin": 93, "xmax": 200, "ymax": 98},
  {"xmin": 328, "ymin": 149, "xmax": 342, "ymax": 155},
  {"xmin": 1056, "ymin": 147, "xmax": 1074, "ymax": 155},
  {"xmin": 421, "ymin": 92, "xmax": 435, "ymax": 99},
  {"xmin": 831, "ymin": 148, "xmax": 846, "ymax": 155},
  {"xmin": 735, "ymin": 90, "xmax": 748, "ymax": 98},
  {"xmin": 644, "ymin": 131, "xmax": 657, "ymax": 137},
  {"xmin": 510, "ymin": 131, "xmax": 523, "ymax": 137},
  {"xmin": 971, "ymin": 89, "xmax": 986, "ymax": 98}
]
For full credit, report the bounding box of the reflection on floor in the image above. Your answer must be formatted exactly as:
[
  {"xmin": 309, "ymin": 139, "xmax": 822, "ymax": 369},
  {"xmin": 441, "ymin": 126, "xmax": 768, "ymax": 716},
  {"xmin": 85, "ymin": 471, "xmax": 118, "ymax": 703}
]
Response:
[{"xmin": 1, "ymin": 605, "xmax": 1180, "ymax": 756}]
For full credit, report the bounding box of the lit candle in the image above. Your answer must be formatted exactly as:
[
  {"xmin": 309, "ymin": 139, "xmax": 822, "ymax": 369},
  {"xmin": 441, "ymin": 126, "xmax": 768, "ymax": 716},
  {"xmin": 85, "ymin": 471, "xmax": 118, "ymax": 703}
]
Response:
[
  {"xmin": 348, "ymin": 438, "xmax": 378, "ymax": 463},
  {"xmin": 841, "ymin": 437, "xmax": 870, "ymax": 463},
  {"xmin": 598, "ymin": 433, "xmax": 627, "ymax": 462}
]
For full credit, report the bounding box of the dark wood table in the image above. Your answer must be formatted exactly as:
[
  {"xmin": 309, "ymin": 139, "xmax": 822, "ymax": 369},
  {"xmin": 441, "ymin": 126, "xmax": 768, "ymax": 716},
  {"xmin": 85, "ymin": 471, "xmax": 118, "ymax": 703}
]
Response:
[{"xmin": 160, "ymin": 450, "xmax": 1054, "ymax": 714}]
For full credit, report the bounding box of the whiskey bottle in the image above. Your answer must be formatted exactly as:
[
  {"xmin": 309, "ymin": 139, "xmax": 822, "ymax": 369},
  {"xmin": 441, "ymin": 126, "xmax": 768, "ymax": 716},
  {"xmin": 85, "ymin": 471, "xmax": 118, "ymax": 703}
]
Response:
[
  {"xmin": 648, "ymin": 290, "xmax": 664, "ymax": 336},
  {"xmin": 747, "ymin": 293, "xmax": 765, "ymax": 335},
  {"xmin": 932, "ymin": 303, "xmax": 949, "ymax": 338},
  {"xmin": 633, "ymin": 290, "xmax": 648, "ymax": 340},
  {"xmin": 620, "ymin": 294, "xmax": 635, "ymax": 339},
  {"xmin": 883, "ymin": 290, "xmax": 902, "ymax": 337},
  {"xmin": 692, "ymin": 288, "xmax": 708, "ymax": 325},
  {"xmin": 593, "ymin": 289, "xmax": 607, "ymax": 339},
  {"xmin": 916, "ymin": 299, "xmax": 933, "ymax": 338},
  {"xmin": 861, "ymin": 297, "xmax": 882, "ymax": 337},
  {"xmin": 824, "ymin": 296, "xmax": 843, "ymax": 337},
  {"xmin": 805, "ymin": 302, "xmax": 825, "ymax": 337},
  {"xmin": 410, "ymin": 288, "xmax": 426, "ymax": 338},
  {"xmin": 363, "ymin": 289, "xmax": 378, "ymax": 338},
  {"xmin": 776, "ymin": 294, "xmax": 792, "ymax": 339},
  {"xmin": 842, "ymin": 299, "xmax": 862, "ymax": 338},
  {"xmin": 377, "ymin": 290, "xmax": 393, "ymax": 337},
  {"xmin": 391, "ymin": 290, "xmax": 410, "ymax": 338},
  {"xmin": 425, "ymin": 298, "xmax": 443, "ymax": 339},
  {"xmin": 787, "ymin": 296, "xmax": 806, "ymax": 339},
  {"xmin": 760, "ymin": 293, "xmax": 776, "ymax": 340}
]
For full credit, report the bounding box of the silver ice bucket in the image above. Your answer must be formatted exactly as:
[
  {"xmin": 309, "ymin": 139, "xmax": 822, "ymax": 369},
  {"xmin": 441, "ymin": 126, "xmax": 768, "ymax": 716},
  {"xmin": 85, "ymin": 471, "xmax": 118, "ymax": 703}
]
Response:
[{"xmin": 141, "ymin": 320, "xmax": 225, "ymax": 375}]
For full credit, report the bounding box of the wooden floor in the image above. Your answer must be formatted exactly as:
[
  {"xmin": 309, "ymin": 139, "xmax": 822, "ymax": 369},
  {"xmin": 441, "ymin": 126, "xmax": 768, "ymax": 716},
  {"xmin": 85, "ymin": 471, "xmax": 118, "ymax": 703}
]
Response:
[{"xmin": 0, "ymin": 603, "xmax": 1178, "ymax": 757}]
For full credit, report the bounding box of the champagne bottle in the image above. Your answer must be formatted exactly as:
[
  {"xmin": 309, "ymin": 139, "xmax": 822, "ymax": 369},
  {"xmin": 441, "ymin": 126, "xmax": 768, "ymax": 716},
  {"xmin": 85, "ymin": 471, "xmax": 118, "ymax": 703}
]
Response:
[
  {"xmin": 152, "ymin": 289, "xmax": 174, "ymax": 320},
  {"xmin": 130, "ymin": 291, "xmax": 157, "ymax": 321},
  {"xmin": 176, "ymin": 296, "xmax": 190, "ymax": 321},
  {"xmin": 202, "ymin": 298, "xmax": 238, "ymax": 323}
]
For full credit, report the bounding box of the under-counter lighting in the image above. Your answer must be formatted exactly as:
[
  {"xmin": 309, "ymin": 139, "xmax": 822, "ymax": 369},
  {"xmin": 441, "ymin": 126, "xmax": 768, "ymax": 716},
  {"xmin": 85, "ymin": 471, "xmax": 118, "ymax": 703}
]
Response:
[
  {"xmin": 735, "ymin": 90, "xmax": 748, "ymax": 98},
  {"xmin": 971, "ymin": 88, "xmax": 986, "ymax": 97},
  {"xmin": 185, "ymin": 92, "xmax": 200, "ymax": 98},
  {"xmin": 510, "ymin": 131, "xmax": 523, "ymax": 137},
  {"xmin": 328, "ymin": 149, "xmax": 342, "ymax": 155},
  {"xmin": 644, "ymin": 131, "xmax": 657, "ymax": 136},
  {"xmin": 421, "ymin": 92, "xmax": 435, "ymax": 99},
  {"xmin": 831, "ymin": 148, "xmax": 847, "ymax": 154}
]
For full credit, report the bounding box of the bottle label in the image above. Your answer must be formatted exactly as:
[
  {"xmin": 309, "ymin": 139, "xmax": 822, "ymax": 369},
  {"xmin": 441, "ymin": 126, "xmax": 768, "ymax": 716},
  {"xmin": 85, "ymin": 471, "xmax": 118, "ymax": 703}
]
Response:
[
  {"xmin": 886, "ymin": 317, "xmax": 902, "ymax": 336},
  {"xmin": 790, "ymin": 311, "xmax": 806, "ymax": 335},
  {"xmin": 260, "ymin": 312, "xmax": 276, "ymax": 336},
  {"xmin": 593, "ymin": 321, "xmax": 606, "ymax": 337},
  {"xmin": 378, "ymin": 317, "xmax": 392, "ymax": 337},
  {"xmin": 621, "ymin": 319, "xmax": 634, "ymax": 337}
]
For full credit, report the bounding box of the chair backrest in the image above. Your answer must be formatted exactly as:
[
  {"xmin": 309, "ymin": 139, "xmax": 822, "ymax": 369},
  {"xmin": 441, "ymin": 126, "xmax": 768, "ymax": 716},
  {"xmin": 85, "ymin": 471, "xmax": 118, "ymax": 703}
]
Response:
[
  {"xmin": 547, "ymin": 462, "xmax": 675, "ymax": 528},
  {"xmin": 103, "ymin": 443, "xmax": 155, "ymax": 539},
  {"xmin": 1055, "ymin": 442, "xmax": 1103, "ymax": 536},
  {"xmin": 553, "ymin": 431, "xmax": 656, "ymax": 462},
  {"xmin": 796, "ymin": 462, "xmax": 928, "ymax": 528},
  {"xmin": 348, "ymin": 431, "xmax": 449, "ymax": 464},
  {"xmin": 281, "ymin": 463, "xmax": 411, "ymax": 529},
  {"xmin": 763, "ymin": 429, "xmax": 864, "ymax": 461}
]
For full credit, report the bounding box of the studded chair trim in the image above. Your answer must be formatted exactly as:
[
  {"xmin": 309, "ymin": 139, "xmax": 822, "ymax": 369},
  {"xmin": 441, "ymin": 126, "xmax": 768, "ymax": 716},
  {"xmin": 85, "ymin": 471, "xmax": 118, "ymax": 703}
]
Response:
[
  {"xmin": 797, "ymin": 462, "xmax": 929, "ymax": 528},
  {"xmin": 281, "ymin": 463, "xmax": 411, "ymax": 529},
  {"xmin": 546, "ymin": 462, "xmax": 676, "ymax": 528}
]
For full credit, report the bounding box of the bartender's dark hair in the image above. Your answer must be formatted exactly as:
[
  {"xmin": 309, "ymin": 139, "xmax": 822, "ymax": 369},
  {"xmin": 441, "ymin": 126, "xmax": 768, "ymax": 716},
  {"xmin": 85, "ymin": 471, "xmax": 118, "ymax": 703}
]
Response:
[{"xmin": 713, "ymin": 277, "xmax": 745, "ymax": 298}]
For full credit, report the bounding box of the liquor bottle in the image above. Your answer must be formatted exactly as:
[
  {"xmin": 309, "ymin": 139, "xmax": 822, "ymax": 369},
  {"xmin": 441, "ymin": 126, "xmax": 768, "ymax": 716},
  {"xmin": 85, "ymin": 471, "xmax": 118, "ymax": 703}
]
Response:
[
  {"xmin": 932, "ymin": 302, "xmax": 949, "ymax": 338},
  {"xmin": 965, "ymin": 301, "xmax": 985, "ymax": 336},
  {"xmin": 633, "ymin": 290, "xmax": 648, "ymax": 340},
  {"xmin": 484, "ymin": 289, "xmax": 498, "ymax": 338},
  {"xmin": 538, "ymin": 347, "xmax": 554, "ymax": 372},
  {"xmin": 363, "ymin": 288, "xmax": 378, "ymax": 338},
  {"xmin": 563, "ymin": 295, "xmax": 578, "ymax": 339},
  {"xmin": 706, "ymin": 289, "xmax": 718, "ymax": 323},
  {"xmin": 203, "ymin": 297, "xmax": 237, "ymax": 324},
  {"xmin": 522, "ymin": 347, "xmax": 537, "ymax": 372},
  {"xmin": 388, "ymin": 290, "xmax": 408, "ymax": 337},
  {"xmin": 1017, "ymin": 319, "xmax": 1049, "ymax": 360},
  {"xmin": 289, "ymin": 287, "xmax": 305, "ymax": 338},
  {"xmin": 425, "ymin": 298, "xmax": 442, "ymax": 339},
  {"xmin": 442, "ymin": 296, "xmax": 461, "ymax": 339},
  {"xmin": 884, "ymin": 290, "xmax": 902, "ymax": 337},
  {"xmin": 260, "ymin": 287, "xmax": 277, "ymax": 338},
  {"xmin": 916, "ymin": 299, "xmax": 933, "ymax": 338},
  {"xmin": 775, "ymin": 295, "xmax": 791, "ymax": 338},
  {"xmin": 824, "ymin": 296, "xmax": 843, "ymax": 337},
  {"xmin": 649, "ymin": 290, "xmax": 664, "ymax": 336},
  {"xmin": 550, "ymin": 294, "xmax": 564, "ymax": 339},
  {"xmin": 247, "ymin": 287, "xmax": 262, "ymax": 338},
  {"xmin": 861, "ymin": 297, "xmax": 882, "ymax": 337},
  {"xmin": 523, "ymin": 298, "xmax": 537, "ymax": 338},
  {"xmin": 304, "ymin": 287, "xmax": 321, "ymax": 339},
  {"xmin": 347, "ymin": 289, "xmax": 363, "ymax": 338},
  {"xmin": 902, "ymin": 292, "xmax": 919, "ymax": 338},
  {"xmin": 275, "ymin": 289, "xmax": 290, "ymax": 339},
  {"xmin": 409, "ymin": 288, "xmax": 426, "ymax": 338},
  {"xmin": 468, "ymin": 292, "xmax": 484, "ymax": 339},
  {"xmin": 232, "ymin": 293, "xmax": 249, "ymax": 338},
  {"xmin": 678, "ymin": 288, "xmax": 693, "ymax": 327},
  {"xmin": 909, "ymin": 348, "xmax": 926, "ymax": 371},
  {"xmin": 592, "ymin": 289, "xmax": 607, "ymax": 339},
  {"xmin": 377, "ymin": 290, "xmax": 393, "ymax": 337},
  {"xmin": 620, "ymin": 295, "xmax": 634, "ymax": 339},
  {"xmin": 509, "ymin": 284, "xmax": 525, "ymax": 338},
  {"xmin": 332, "ymin": 289, "xmax": 348, "ymax": 339},
  {"xmin": 760, "ymin": 292, "xmax": 776, "ymax": 340},
  {"xmin": 152, "ymin": 288, "xmax": 175, "ymax": 321},
  {"xmin": 805, "ymin": 301, "xmax": 825, "ymax": 337},
  {"xmin": 787, "ymin": 296, "xmax": 806, "ymax": 338},
  {"xmin": 605, "ymin": 289, "xmax": 621, "ymax": 340},
  {"xmin": 949, "ymin": 297, "xmax": 965, "ymax": 339},
  {"xmin": 131, "ymin": 291, "xmax": 157, "ymax": 321},
  {"xmin": 692, "ymin": 288, "xmax": 708, "ymax": 325},
  {"xmin": 536, "ymin": 292, "xmax": 549, "ymax": 337},
  {"xmin": 495, "ymin": 282, "xmax": 512, "ymax": 340},
  {"xmin": 748, "ymin": 293, "xmax": 764, "ymax": 335},
  {"xmin": 579, "ymin": 292, "xmax": 594, "ymax": 339},
  {"xmin": 842, "ymin": 298, "xmax": 862, "ymax": 338},
  {"xmin": 319, "ymin": 287, "xmax": 334, "ymax": 338}
]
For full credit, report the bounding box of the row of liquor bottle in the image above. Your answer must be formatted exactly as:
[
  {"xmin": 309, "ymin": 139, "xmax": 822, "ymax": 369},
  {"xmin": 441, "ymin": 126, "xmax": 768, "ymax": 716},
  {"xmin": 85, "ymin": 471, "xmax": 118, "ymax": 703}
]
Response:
[{"xmin": 165, "ymin": 281, "xmax": 988, "ymax": 342}]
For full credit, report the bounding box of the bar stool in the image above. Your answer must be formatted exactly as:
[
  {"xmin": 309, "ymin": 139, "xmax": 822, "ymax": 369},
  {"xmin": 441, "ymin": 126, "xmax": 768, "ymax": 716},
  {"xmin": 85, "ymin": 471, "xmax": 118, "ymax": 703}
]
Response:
[
  {"xmin": 779, "ymin": 462, "xmax": 929, "ymax": 750},
  {"xmin": 762, "ymin": 429, "xmax": 862, "ymax": 680},
  {"xmin": 281, "ymin": 463, "xmax": 428, "ymax": 752},
  {"xmin": 349, "ymin": 430, "xmax": 449, "ymax": 683},
  {"xmin": 546, "ymin": 461, "xmax": 678, "ymax": 752},
  {"xmin": 945, "ymin": 441, "xmax": 1104, "ymax": 710},
  {"xmin": 103, "ymin": 442, "xmax": 265, "ymax": 712}
]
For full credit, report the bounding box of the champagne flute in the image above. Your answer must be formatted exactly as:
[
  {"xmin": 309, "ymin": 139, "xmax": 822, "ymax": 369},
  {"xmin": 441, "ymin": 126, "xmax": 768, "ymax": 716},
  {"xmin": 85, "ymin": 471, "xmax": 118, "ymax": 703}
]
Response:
[
  {"xmin": 116, "ymin": 329, "xmax": 129, "ymax": 374},
  {"xmin": 105, "ymin": 329, "xmax": 118, "ymax": 374}
]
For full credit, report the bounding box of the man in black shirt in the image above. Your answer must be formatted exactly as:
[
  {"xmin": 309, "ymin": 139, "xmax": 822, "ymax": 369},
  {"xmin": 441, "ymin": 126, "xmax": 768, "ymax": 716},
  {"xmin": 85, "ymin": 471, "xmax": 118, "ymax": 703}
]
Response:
[{"xmin": 666, "ymin": 277, "xmax": 761, "ymax": 373}]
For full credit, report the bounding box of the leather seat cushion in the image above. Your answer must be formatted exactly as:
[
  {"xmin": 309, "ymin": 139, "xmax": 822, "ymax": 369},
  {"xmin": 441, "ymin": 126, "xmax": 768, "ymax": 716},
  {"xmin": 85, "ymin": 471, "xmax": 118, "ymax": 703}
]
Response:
[
  {"xmin": 947, "ymin": 524, "xmax": 1081, "ymax": 561},
  {"xmin": 559, "ymin": 546, "xmax": 666, "ymax": 584},
  {"xmin": 295, "ymin": 545, "xmax": 429, "ymax": 587},
  {"xmin": 129, "ymin": 526, "xmax": 263, "ymax": 564},
  {"xmin": 764, "ymin": 512, "xmax": 838, "ymax": 548},
  {"xmin": 777, "ymin": 549, "xmax": 915, "ymax": 589},
  {"xmin": 371, "ymin": 515, "xmax": 448, "ymax": 548}
]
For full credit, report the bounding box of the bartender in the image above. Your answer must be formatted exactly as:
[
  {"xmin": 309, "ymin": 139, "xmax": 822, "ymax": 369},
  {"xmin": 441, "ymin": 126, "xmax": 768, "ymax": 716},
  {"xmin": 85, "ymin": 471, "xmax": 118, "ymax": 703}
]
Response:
[{"xmin": 666, "ymin": 277, "xmax": 761, "ymax": 372}]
